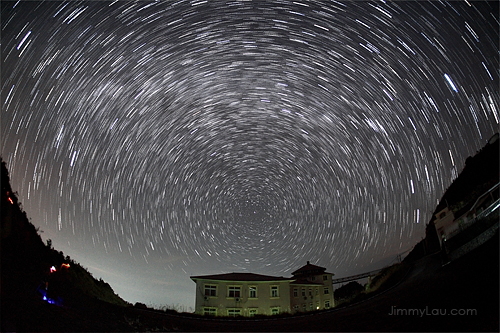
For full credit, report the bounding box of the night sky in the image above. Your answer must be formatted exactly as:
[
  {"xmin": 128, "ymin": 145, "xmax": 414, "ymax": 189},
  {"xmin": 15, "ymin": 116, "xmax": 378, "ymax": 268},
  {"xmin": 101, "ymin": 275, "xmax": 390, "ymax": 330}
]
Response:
[{"xmin": 2, "ymin": 0, "xmax": 498, "ymax": 310}]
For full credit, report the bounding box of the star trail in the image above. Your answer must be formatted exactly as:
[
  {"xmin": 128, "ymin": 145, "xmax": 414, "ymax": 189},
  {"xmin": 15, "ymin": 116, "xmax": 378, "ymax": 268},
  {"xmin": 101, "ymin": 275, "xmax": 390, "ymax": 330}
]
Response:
[{"xmin": 1, "ymin": 0, "xmax": 498, "ymax": 309}]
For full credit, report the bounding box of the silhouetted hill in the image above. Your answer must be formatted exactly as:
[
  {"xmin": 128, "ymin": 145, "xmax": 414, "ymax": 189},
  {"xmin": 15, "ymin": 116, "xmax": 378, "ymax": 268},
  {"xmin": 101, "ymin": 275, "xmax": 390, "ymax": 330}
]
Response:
[
  {"xmin": 404, "ymin": 133, "xmax": 499, "ymax": 263},
  {"xmin": 1, "ymin": 157, "xmax": 128, "ymax": 330},
  {"xmin": 435, "ymin": 133, "xmax": 499, "ymax": 214}
]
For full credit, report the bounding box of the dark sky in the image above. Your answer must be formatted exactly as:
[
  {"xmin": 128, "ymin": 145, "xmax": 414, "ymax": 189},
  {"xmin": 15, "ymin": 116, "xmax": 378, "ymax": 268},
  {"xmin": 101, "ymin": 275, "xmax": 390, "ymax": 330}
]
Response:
[{"xmin": 1, "ymin": 0, "xmax": 498, "ymax": 310}]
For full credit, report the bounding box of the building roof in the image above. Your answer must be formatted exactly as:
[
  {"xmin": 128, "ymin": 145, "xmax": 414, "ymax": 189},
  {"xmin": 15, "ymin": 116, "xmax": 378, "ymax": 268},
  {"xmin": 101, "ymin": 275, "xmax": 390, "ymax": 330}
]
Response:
[
  {"xmin": 190, "ymin": 272, "xmax": 293, "ymax": 282},
  {"xmin": 291, "ymin": 261, "xmax": 329, "ymax": 276}
]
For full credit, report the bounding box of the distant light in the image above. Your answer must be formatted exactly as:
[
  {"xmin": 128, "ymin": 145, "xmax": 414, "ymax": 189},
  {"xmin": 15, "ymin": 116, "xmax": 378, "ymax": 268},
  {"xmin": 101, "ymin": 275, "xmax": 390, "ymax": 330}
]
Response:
[
  {"xmin": 61, "ymin": 263, "xmax": 70, "ymax": 269},
  {"xmin": 50, "ymin": 266, "xmax": 57, "ymax": 273},
  {"xmin": 6, "ymin": 191, "xmax": 13, "ymax": 204}
]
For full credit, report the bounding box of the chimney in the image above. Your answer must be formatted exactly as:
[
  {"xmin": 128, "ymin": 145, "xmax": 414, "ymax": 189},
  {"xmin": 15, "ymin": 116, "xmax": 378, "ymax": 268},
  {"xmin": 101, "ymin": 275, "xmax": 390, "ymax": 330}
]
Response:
[{"xmin": 307, "ymin": 261, "xmax": 310, "ymax": 265}]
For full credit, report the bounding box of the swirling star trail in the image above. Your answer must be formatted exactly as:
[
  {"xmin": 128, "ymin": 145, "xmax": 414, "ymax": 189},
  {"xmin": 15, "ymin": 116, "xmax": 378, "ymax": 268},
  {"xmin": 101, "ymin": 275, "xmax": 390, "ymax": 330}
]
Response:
[{"xmin": 2, "ymin": 0, "xmax": 498, "ymax": 308}]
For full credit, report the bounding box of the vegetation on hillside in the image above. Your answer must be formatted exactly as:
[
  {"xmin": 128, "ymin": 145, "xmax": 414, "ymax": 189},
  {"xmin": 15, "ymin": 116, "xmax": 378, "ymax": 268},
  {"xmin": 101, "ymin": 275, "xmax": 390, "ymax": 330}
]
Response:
[{"xmin": 1, "ymin": 157, "xmax": 128, "ymax": 310}]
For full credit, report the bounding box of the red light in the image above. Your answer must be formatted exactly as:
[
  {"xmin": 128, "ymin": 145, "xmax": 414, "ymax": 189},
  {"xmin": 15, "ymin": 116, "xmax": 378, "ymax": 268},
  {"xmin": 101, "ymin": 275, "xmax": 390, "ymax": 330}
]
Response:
[
  {"xmin": 61, "ymin": 263, "xmax": 70, "ymax": 269},
  {"xmin": 6, "ymin": 192, "xmax": 13, "ymax": 204}
]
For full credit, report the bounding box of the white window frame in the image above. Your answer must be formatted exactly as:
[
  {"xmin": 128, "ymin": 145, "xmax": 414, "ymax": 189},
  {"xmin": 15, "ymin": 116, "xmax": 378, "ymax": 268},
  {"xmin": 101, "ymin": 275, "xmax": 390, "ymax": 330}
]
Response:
[
  {"xmin": 249, "ymin": 286, "xmax": 257, "ymax": 298},
  {"xmin": 227, "ymin": 285, "xmax": 241, "ymax": 298},
  {"xmin": 248, "ymin": 308, "xmax": 258, "ymax": 317},
  {"xmin": 325, "ymin": 300, "xmax": 331, "ymax": 309},
  {"xmin": 270, "ymin": 285, "xmax": 279, "ymax": 298},
  {"xmin": 271, "ymin": 307, "xmax": 280, "ymax": 315},
  {"xmin": 324, "ymin": 287, "xmax": 330, "ymax": 294},
  {"xmin": 204, "ymin": 284, "xmax": 217, "ymax": 297},
  {"xmin": 227, "ymin": 308, "xmax": 241, "ymax": 317},
  {"xmin": 203, "ymin": 307, "xmax": 217, "ymax": 316}
]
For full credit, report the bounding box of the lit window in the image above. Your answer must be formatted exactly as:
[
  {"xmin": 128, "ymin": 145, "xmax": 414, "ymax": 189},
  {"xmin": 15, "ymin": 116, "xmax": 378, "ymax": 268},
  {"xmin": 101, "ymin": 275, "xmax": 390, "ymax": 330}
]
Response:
[
  {"xmin": 325, "ymin": 300, "xmax": 330, "ymax": 309},
  {"xmin": 271, "ymin": 286, "xmax": 279, "ymax": 298},
  {"xmin": 249, "ymin": 286, "xmax": 257, "ymax": 298},
  {"xmin": 248, "ymin": 308, "xmax": 258, "ymax": 317},
  {"xmin": 293, "ymin": 288, "xmax": 298, "ymax": 297},
  {"xmin": 271, "ymin": 307, "xmax": 280, "ymax": 315},
  {"xmin": 228, "ymin": 286, "xmax": 241, "ymax": 298},
  {"xmin": 203, "ymin": 307, "xmax": 217, "ymax": 316},
  {"xmin": 324, "ymin": 287, "xmax": 329, "ymax": 295},
  {"xmin": 204, "ymin": 285, "xmax": 217, "ymax": 297},
  {"xmin": 227, "ymin": 309, "xmax": 241, "ymax": 317}
]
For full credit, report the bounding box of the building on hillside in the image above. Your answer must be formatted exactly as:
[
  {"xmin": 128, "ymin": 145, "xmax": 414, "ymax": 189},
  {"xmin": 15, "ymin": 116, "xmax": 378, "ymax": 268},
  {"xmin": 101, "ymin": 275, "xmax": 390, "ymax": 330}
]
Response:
[
  {"xmin": 190, "ymin": 261, "xmax": 334, "ymax": 317},
  {"xmin": 434, "ymin": 182, "xmax": 500, "ymax": 249},
  {"xmin": 434, "ymin": 206, "xmax": 456, "ymax": 247}
]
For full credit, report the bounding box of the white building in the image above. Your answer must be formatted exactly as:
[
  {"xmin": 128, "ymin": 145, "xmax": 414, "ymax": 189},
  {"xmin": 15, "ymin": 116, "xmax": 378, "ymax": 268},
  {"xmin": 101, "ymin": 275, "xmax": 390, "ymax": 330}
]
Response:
[{"xmin": 191, "ymin": 262, "xmax": 334, "ymax": 317}]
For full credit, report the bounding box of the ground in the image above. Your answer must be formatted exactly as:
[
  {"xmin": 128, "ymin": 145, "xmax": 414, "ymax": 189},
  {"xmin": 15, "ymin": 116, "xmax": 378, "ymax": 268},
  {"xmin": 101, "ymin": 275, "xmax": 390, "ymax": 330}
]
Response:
[{"xmin": 2, "ymin": 230, "xmax": 498, "ymax": 332}]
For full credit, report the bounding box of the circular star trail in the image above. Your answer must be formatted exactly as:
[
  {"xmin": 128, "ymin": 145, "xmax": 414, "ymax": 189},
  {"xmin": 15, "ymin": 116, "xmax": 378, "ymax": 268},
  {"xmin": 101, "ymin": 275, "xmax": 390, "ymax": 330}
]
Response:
[{"xmin": 1, "ymin": 1, "xmax": 498, "ymax": 306}]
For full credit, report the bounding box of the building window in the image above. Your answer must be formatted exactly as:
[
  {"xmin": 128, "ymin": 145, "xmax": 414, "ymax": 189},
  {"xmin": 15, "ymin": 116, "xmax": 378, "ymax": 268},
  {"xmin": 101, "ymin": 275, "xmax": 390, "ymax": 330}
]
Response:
[
  {"xmin": 228, "ymin": 286, "xmax": 241, "ymax": 298},
  {"xmin": 315, "ymin": 288, "xmax": 319, "ymax": 296},
  {"xmin": 203, "ymin": 307, "xmax": 217, "ymax": 316},
  {"xmin": 204, "ymin": 285, "xmax": 217, "ymax": 297},
  {"xmin": 301, "ymin": 288, "xmax": 306, "ymax": 297},
  {"xmin": 311, "ymin": 276, "xmax": 316, "ymax": 281},
  {"xmin": 308, "ymin": 288, "xmax": 312, "ymax": 296},
  {"xmin": 248, "ymin": 308, "xmax": 258, "ymax": 317},
  {"xmin": 249, "ymin": 286, "xmax": 257, "ymax": 298},
  {"xmin": 325, "ymin": 300, "xmax": 330, "ymax": 309},
  {"xmin": 271, "ymin": 307, "xmax": 280, "ymax": 315},
  {"xmin": 302, "ymin": 304, "xmax": 307, "ymax": 311},
  {"xmin": 227, "ymin": 309, "xmax": 241, "ymax": 317},
  {"xmin": 323, "ymin": 275, "xmax": 328, "ymax": 281},
  {"xmin": 293, "ymin": 288, "xmax": 298, "ymax": 297},
  {"xmin": 316, "ymin": 302, "xmax": 320, "ymax": 310},
  {"xmin": 294, "ymin": 305, "xmax": 299, "ymax": 312},
  {"xmin": 324, "ymin": 287, "xmax": 329, "ymax": 294},
  {"xmin": 309, "ymin": 303, "xmax": 313, "ymax": 311},
  {"xmin": 271, "ymin": 286, "xmax": 279, "ymax": 298}
]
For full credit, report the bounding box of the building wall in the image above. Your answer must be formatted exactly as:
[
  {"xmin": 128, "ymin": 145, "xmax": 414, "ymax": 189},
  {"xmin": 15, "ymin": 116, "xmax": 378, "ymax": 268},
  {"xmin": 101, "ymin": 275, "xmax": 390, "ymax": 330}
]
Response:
[
  {"xmin": 289, "ymin": 273, "xmax": 334, "ymax": 313},
  {"xmin": 433, "ymin": 207, "xmax": 455, "ymax": 246},
  {"xmin": 193, "ymin": 279, "xmax": 292, "ymax": 316}
]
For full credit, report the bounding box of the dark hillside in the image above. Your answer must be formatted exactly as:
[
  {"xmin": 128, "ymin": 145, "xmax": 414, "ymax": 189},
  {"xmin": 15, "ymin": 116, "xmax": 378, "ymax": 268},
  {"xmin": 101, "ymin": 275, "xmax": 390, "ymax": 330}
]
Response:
[
  {"xmin": 1, "ymin": 157, "xmax": 128, "ymax": 331},
  {"xmin": 435, "ymin": 134, "xmax": 499, "ymax": 214},
  {"xmin": 404, "ymin": 134, "xmax": 499, "ymax": 263}
]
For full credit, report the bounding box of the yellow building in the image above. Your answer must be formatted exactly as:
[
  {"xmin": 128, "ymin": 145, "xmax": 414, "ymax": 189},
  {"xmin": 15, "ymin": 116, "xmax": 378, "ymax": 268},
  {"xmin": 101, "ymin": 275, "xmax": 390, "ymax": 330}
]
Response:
[{"xmin": 191, "ymin": 262, "xmax": 334, "ymax": 316}]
